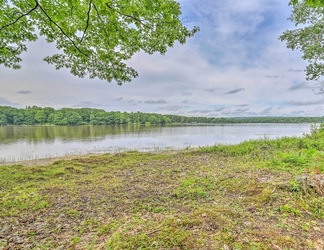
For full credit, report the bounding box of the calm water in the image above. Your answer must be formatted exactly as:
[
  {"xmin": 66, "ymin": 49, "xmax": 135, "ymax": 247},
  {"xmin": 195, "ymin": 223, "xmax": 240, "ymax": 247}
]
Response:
[{"xmin": 0, "ymin": 124, "xmax": 314, "ymax": 162}]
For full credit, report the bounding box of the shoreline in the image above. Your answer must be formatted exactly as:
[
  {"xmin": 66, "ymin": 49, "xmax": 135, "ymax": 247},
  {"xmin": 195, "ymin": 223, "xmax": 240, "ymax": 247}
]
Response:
[
  {"xmin": 0, "ymin": 148, "xmax": 188, "ymax": 167},
  {"xmin": 0, "ymin": 153, "xmax": 104, "ymax": 166}
]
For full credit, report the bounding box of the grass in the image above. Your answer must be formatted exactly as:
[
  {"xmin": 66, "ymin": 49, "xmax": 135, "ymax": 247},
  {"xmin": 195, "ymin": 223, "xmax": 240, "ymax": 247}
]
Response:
[{"xmin": 1, "ymin": 126, "xmax": 324, "ymax": 249}]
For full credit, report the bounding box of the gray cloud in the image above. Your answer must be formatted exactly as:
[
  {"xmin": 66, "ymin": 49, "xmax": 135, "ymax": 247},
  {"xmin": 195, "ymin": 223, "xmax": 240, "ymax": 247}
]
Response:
[
  {"xmin": 286, "ymin": 99, "xmax": 324, "ymax": 106},
  {"xmin": 16, "ymin": 90, "xmax": 32, "ymax": 94},
  {"xmin": 220, "ymin": 108, "xmax": 249, "ymax": 116},
  {"xmin": 205, "ymin": 88, "xmax": 216, "ymax": 92},
  {"xmin": 145, "ymin": 99, "xmax": 167, "ymax": 104},
  {"xmin": 235, "ymin": 104, "xmax": 249, "ymax": 107},
  {"xmin": 208, "ymin": 113, "xmax": 220, "ymax": 117},
  {"xmin": 214, "ymin": 107, "xmax": 225, "ymax": 112},
  {"xmin": 128, "ymin": 100, "xmax": 140, "ymax": 106},
  {"xmin": 259, "ymin": 107, "xmax": 273, "ymax": 115},
  {"xmin": 265, "ymin": 75, "xmax": 285, "ymax": 78},
  {"xmin": 246, "ymin": 112, "xmax": 258, "ymax": 116},
  {"xmin": 188, "ymin": 110, "xmax": 199, "ymax": 113},
  {"xmin": 234, "ymin": 108, "xmax": 249, "ymax": 113},
  {"xmin": 287, "ymin": 82, "xmax": 308, "ymax": 91},
  {"xmin": 188, "ymin": 109, "xmax": 213, "ymax": 114},
  {"xmin": 291, "ymin": 110, "xmax": 304, "ymax": 115},
  {"xmin": 288, "ymin": 69, "xmax": 303, "ymax": 73},
  {"xmin": 224, "ymin": 88, "xmax": 245, "ymax": 95},
  {"xmin": 199, "ymin": 109, "xmax": 211, "ymax": 113},
  {"xmin": 0, "ymin": 97, "xmax": 17, "ymax": 105},
  {"xmin": 72, "ymin": 101, "xmax": 102, "ymax": 107},
  {"xmin": 116, "ymin": 97, "xmax": 123, "ymax": 100},
  {"xmin": 221, "ymin": 110, "xmax": 230, "ymax": 115},
  {"xmin": 158, "ymin": 105, "xmax": 186, "ymax": 111},
  {"xmin": 182, "ymin": 92, "xmax": 192, "ymax": 96}
]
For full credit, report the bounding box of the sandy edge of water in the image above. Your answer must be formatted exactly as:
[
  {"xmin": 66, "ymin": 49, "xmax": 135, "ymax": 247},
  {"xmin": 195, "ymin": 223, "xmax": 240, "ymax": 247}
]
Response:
[
  {"xmin": 0, "ymin": 153, "xmax": 106, "ymax": 166},
  {"xmin": 1, "ymin": 149, "xmax": 189, "ymax": 167}
]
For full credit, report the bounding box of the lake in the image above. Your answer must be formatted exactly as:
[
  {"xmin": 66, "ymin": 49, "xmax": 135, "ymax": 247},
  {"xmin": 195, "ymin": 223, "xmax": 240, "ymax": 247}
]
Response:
[{"xmin": 0, "ymin": 123, "xmax": 315, "ymax": 163}]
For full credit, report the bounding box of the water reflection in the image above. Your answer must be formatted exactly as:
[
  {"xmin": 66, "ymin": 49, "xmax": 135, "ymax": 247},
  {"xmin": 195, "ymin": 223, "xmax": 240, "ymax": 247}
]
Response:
[
  {"xmin": 0, "ymin": 124, "xmax": 165, "ymax": 143},
  {"xmin": 0, "ymin": 124, "xmax": 313, "ymax": 162}
]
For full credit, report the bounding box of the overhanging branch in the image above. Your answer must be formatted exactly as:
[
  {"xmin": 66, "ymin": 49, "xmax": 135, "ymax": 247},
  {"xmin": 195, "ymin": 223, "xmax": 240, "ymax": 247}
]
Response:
[
  {"xmin": 37, "ymin": 1, "xmax": 89, "ymax": 57},
  {"xmin": 105, "ymin": 3, "xmax": 151, "ymax": 28},
  {"xmin": 92, "ymin": 3, "xmax": 111, "ymax": 45},
  {"xmin": 0, "ymin": 1, "xmax": 39, "ymax": 31},
  {"xmin": 79, "ymin": 0, "xmax": 92, "ymax": 44}
]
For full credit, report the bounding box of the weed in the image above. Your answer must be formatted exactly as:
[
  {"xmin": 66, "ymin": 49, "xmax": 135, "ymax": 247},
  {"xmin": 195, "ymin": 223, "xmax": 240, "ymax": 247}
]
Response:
[
  {"xmin": 66, "ymin": 209, "xmax": 81, "ymax": 217},
  {"xmin": 289, "ymin": 180, "xmax": 301, "ymax": 192},
  {"xmin": 70, "ymin": 236, "xmax": 81, "ymax": 246},
  {"xmin": 310, "ymin": 198, "xmax": 324, "ymax": 218},
  {"xmin": 28, "ymin": 231, "xmax": 36, "ymax": 238},
  {"xmin": 279, "ymin": 205, "xmax": 301, "ymax": 216},
  {"xmin": 173, "ymin": 176, "xmax": 214, "ymax": 200},
  {"xmin": 97, "ymin": 221, "xmax": 118, "ymax": 235}
]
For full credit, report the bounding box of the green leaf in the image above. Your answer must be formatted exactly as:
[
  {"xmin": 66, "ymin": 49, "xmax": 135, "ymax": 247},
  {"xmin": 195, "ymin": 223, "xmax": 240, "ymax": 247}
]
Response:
[{"xmin": 0, "ymin": 0, "xmax": 199, "ymax": 84}]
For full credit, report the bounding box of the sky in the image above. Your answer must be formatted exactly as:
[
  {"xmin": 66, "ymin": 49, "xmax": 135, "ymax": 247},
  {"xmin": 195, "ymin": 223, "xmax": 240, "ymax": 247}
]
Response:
[{"xmin": 1, "ymin": 0, "xmax": 324, "ymax": 117}]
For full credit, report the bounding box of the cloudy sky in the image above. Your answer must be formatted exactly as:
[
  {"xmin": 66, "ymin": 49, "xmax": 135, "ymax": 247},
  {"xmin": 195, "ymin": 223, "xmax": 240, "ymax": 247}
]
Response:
[{"xmin": 1, "ymin": 0, "xmax": 324, "ymax": 117}]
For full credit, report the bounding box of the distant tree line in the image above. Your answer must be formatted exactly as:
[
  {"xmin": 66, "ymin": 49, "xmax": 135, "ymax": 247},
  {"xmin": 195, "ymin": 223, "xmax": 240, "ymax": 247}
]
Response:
[{"xmin": 0, "ymin": 106, "xmax": 324, "ymax": 126}]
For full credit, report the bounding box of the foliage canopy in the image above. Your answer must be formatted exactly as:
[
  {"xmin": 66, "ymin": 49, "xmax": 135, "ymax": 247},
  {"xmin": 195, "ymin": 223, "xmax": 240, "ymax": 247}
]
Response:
[
  {"xmin": 293, "ymin": 0, "xmax": 324, "ymax": 6},
  {"xmin": 280, "ymin": 0, "xmax": 324, "ymax": 82},
  {"xmin": 0, "ymin": 0, "xmax": 199, "ymax": 84}
]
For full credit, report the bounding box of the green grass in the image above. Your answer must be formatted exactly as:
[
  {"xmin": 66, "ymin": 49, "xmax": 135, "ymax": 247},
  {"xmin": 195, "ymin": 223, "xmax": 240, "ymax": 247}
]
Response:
[{"xmin": 1, "ymin": 126, "xmax": 324, "ymax": 249}]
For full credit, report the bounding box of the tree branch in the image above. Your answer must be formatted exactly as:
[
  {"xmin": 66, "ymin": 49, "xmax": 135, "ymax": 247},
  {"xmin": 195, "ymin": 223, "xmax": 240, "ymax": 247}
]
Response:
[
  {"xmin": 92, "ymin": 3, "xmax": 110, "ymax": 44},
  {"xmin": 70, "ymin": 5, "xmax": 74, "ymax": 17},
  {"xmin": 37, "ymin": 1, "xmax": 89, "ymax": 57},
  {"xmin": 80, "ymin": 0, "xmax": 92, "ymax": 44},
  {"xmin": 92, "ymin": 4, "xmax": 104, "ymax": 24},
  {"xmin": 0, "ymin": 1, "xmax": 39, "ymax": 31},
  {"xmin": 105, "ymin": 3, "xmax": 150, "ymax": 28},
  {"xmin": 103, "ymin": 3, "xmax": 177, "ymax": 31}
]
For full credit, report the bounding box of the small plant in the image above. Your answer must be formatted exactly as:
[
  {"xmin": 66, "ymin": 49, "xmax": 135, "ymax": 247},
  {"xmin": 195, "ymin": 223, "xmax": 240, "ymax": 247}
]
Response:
[
  {"xmin": 28, "ymin": 231, "xmax": 36, "ymax": 238},
  {"xmin": 289, "ymin": 181, "xmax": 301, "ymax": 192},
  {"xmin": 310, "ymin": 199, "xmax": 324, "ymax": 219},
  {"xmin": 279, "ymin": 205, "xmax": 301, "ymax": 216},
  {"xmin": 152, "ymin": 206, "xmax": 165, "ymax": 213},
  {"xmin": 66, "ymin": 209, "xmax": 80, "ymax": 217},
  {"xmin": 71, "ymin": 236, "xmax": 81, "ymax": 246},
  {"xmin": 173, "ymin": 176, "xmax": 214, "ymax": 200},
  {"xmin": 97, "ymin": 222, "xmax": 117, "ymax": 235}
]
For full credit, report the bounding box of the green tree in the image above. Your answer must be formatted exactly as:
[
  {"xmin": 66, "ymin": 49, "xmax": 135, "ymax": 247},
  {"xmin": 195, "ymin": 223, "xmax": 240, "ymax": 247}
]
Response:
[
  {"xmin": 90, "ymin": 110, "xmax": 107, "ymax": 125},
  {"xmin": 12, "ymin": 109, "xmax": 25, "ymax": 125},
  {"xmin": 47, "ymin": 113, "xmax": 55, "ymax": 124},
  {"xmin": 35, "ymin": 110, "xmax": 47, "ymax": 124},
  {"xmin": 43, "ymin": 107, "xmax": 55, "ymax": 117},
  {"xmin": 24, "ymin": 107, "xmax": 38, "ymax": 125},
  {"xmin": 0, "ymin": 112, "xmax": 7, "ymax": 125},
  {"xmin": 148, "ymin": 114, "xmax": 160, "ymax": 124},
  {"xmin": 66, "ymin": 110, "xmax": 82, "ymax": 125},
  {"xmin": 77, "ymin": 108, "xmax": 92, "ymax": 124},
  {"xmin": 0, "ymin": 0, "xmax": 199, "ymax": 85},
  {"xmin": 280, "ymin": 0, "xmax": 324, "ymax": 82},
  {"xmin": 53, "ymin": 111, "xmax": 68, "ymax": 125}
]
